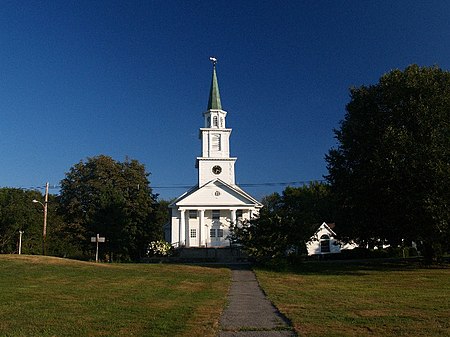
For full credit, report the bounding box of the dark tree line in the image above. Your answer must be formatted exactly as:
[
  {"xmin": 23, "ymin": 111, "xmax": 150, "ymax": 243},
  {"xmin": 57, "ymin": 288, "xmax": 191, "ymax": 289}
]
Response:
[
  {"xmin": 237, "ymin": 65, "xmax": 450, "ymax": 262},
  {"xmin": 0, "ymin": 155, "xmax": 168, "ymax": 261},
  {"xmin": 326, "ymin": 65, "xmax": 450, "ymax": 261},
  {"xmin": 0, "ymin": 188, "xmax": 46, "ymax": 254}
]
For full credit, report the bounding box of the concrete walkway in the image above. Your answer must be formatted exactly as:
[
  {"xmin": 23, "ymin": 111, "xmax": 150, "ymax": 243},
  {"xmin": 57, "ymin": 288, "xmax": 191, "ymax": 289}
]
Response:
[{"xmin": 217, "ymin": 265, "xmax": 296, "ymax": 337}]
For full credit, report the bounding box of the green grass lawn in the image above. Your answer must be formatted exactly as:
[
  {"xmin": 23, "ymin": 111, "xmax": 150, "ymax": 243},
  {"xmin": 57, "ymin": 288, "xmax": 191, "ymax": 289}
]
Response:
[
  {"xmin": 0, "ymin": 255, "xmax": 230, "ymax": 337},
  {"xmin": 255, "ymin": 260, "xmax": 450, "ymax": 337}
]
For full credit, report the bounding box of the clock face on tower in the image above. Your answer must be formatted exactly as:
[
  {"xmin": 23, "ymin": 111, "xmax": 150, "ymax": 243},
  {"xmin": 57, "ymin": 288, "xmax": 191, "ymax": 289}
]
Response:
[{"xmin": 212, "ymin": 165, "xmax": 222, "ymax": 175}]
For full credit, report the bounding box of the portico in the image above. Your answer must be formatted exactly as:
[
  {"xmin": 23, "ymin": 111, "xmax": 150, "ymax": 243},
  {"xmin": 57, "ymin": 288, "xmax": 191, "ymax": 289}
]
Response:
[{"xmin": 174, "ymin": 206, "xmax": 254, "ymax": 248}]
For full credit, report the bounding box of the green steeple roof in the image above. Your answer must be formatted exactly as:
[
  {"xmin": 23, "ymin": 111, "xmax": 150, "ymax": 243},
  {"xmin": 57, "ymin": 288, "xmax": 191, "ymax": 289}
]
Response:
[{"xmin": 207, "ymin": 63, "xmax": 222, "ymax": 110}]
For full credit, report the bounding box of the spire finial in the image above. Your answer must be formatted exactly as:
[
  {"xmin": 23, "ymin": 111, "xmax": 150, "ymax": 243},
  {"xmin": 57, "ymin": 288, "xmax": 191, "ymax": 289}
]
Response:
[{"xmin": 209, "ymin": 56, "xmax": 217, "ymax": 66}]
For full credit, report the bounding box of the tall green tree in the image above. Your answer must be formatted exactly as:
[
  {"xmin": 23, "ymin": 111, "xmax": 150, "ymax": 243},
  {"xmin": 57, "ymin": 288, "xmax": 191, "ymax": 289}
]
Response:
[
  {"xmin": 326, "ymin": 65, "xmax": 450, "ymax": 260},
  {"xmin": 0, "ymin": 188, "xmax": 43, "ymax": 254},
  {"xmin": 46, "ymin": 194, "xmax": 85, "ymax": 258},
  {"xmin": 59, "ymin": 155, "xmax": 161, "ymax": 261},
  {"xmin": 234, "ymin": 182, "xmax": 333, "ymax": 260}
]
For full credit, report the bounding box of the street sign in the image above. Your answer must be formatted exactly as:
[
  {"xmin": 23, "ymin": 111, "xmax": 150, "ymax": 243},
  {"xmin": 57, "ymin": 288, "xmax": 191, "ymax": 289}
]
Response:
[{"xmin": 90, "ymin": 234, "xmax": 106, "ymax": 262}]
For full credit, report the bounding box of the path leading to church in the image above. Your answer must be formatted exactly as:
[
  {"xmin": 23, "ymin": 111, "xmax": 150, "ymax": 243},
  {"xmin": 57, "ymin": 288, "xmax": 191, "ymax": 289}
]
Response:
[{"xmin": 217, "ymin": 265, "xmax": 297, "ymax": 337}]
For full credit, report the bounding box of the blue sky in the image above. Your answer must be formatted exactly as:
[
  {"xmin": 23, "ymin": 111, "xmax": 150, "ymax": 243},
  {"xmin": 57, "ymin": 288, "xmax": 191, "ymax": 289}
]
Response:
[{"xmin": 1, "ymin": 1, "xmax": 450, "ymax": 200}]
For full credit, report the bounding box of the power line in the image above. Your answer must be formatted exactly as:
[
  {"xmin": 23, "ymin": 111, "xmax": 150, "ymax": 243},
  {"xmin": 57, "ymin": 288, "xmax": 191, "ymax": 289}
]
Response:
[
  {"xmin": 14, "ymin": 184, "xmax": 60, "ymax": 191},
  {"xmin": 239, "ymin": 180, "xmax": 326, "ymax": 187},
  {"xmin": 8, "ymin": 180, "xmax": 327, "ymax": 192},
  {"xmin": 152, "ymin": 180, "xmax": 326, "ymax": 189}
]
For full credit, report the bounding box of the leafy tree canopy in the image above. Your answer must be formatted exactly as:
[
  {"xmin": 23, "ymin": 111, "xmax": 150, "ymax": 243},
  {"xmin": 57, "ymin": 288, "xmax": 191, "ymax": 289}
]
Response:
[
  {"xmin": 233, "ymin": 182, "xmax": 333, "ymax": 260},
  {"xmin": 326, "ymin": 65, "xmax": 450, "ymax": 258},
  {"xmin": 0, "ymin": 188, "xmax": 43, "ymax": 254},
  {"xmin": 59, "ymin": 155, "xmax": 162, "ymax": 261}
]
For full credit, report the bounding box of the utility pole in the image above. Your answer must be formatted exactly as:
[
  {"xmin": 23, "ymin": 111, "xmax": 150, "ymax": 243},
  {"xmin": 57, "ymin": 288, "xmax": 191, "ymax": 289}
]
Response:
[
  {"xmin": 33, "ymin": 182, "xmax": 49, "ymax": 255},
  {"xmin": 43, "ymin": 182, "xmax": 49, "ymax": 255}
]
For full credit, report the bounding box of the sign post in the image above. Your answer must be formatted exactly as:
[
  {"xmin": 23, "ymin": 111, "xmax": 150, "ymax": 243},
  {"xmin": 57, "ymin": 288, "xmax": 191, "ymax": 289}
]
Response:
[
  {"xmin": 18, "ymin": 230, "xmax": 24, "ymax": 255},
  {"xmin": 91, "ymin": 234, "xmax": 106, "ymax": 262}
]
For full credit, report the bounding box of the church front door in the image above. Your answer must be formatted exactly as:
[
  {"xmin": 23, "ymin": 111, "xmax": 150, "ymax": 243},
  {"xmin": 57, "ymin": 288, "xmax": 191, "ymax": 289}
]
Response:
[{"xmin": 209, "ymin": 226, "xmax": 224, "ymax": 247}]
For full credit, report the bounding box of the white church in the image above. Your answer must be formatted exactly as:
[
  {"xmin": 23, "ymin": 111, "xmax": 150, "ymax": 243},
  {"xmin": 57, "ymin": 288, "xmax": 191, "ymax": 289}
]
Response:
[{"xmin": 168, "ymin": 59, "xmax": 262, "ymax": 248}]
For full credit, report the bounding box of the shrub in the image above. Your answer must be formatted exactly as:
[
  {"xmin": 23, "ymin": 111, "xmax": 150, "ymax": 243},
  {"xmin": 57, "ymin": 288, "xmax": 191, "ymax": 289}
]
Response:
[{"xmin": 147, "ymin": 240, "xmax": 173, "ymax": 257}]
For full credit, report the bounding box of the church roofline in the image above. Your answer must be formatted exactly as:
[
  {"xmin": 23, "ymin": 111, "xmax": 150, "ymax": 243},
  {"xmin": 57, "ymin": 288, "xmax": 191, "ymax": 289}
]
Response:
[
  {"xmin": 310, "ymin": 222, "xmax": 338, "ymax": 238},
  {"xmin": 168, "ymin": 185, "xmax": 198, "ymax": 207},
  {"xmin": 170, "ymin": 178, "xmax": 263, "ymax": 208}
]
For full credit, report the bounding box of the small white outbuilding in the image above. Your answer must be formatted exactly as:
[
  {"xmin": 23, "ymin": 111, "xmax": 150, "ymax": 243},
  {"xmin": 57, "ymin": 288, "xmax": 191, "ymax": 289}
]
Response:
[{"xmin": 306, "ymin": 222, "xmax": 344, "ymax": 256}]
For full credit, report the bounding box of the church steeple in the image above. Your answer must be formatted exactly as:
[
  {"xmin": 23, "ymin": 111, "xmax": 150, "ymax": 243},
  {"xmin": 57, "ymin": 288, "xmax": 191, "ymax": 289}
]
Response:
[
  {"xmin": 203, "ymin": 57, "xmax": 227, "ymax": 129},
  {"xmin": 198, "ymin": 57, "xmax": 236, "ymax": 186},
  {"xmin": 207, "ymin": 59, "xmax": 222, "ymax": 110},
  {"xmin": 168, "ymin": 58, "xmax": 262, "ymax": 250}
]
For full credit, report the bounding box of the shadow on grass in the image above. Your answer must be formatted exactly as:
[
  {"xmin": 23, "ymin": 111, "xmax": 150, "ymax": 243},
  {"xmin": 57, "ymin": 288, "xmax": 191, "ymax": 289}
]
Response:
[
  {"xmin": 142, "ymin": 256, "xmax": 450, "ymax": 275},
  {"xmin": 142, "ymin": 260, "xmax": 253, "ymax": 272},
  {"xmin": 256, "ymin": 258, "xmax": 450, "ymax": 276}
]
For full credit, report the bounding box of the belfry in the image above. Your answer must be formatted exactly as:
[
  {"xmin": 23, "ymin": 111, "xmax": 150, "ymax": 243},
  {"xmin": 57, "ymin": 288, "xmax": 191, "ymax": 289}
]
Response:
[{"xmin": 168, "ymin": 59, "xmax": 262, "ymax": 248}]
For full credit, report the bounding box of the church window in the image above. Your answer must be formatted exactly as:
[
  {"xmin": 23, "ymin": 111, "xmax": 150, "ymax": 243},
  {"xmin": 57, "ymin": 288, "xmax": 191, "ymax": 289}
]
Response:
[
  {"xmin": 190, "ymin": 229, "xmax": 197, "ymax": 238},
  {"xmin": 212, "ymin": 210, "xmax": 220, "ymax": 220},
  {"xmin": 212, "ymin": 134, "xmax": 221, "ymax": 151},
  {"xmin": 209, "ymin": 228, "xmax": 223, "ymax": 238},
  {"xmin": 189, "ymin": 210, "xmax": 197, "ymax": 219},
  {"xmin": 220, "ymin": 117, "xmax": 224, "ymax": 128},
  {"xmin": 213, "ymin": 116, "xmax": 218, "ymax": 127},
  {"xmin": 207, "ymin": 117, "xmax": 211, "ymax": 127}
]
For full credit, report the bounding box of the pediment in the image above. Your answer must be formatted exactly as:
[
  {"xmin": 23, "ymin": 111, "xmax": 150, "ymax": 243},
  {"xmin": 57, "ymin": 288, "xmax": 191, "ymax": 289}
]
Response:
[
  {"xmin": 309, "ymin": 222, "xmax": 337, "ymax": 240},
  {"xmin": 172, "ymin": 179, "xmax": 262, "ymax": 207}
]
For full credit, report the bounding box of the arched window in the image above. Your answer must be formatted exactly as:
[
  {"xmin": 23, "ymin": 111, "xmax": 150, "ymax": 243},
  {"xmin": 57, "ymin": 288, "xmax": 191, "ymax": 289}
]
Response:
[
  {"xmin": 213, "ymin": 116, "xmax": 218, "ymax": 127},
  {"xmin": 320, "ymin": 234, "xmax": 330, "ymax": 253}
]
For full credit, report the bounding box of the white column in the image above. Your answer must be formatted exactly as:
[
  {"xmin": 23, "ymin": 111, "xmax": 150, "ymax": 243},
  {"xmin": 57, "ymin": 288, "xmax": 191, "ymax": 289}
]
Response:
[
  {"xmin": 185, "ymin": 210, "xmax": 190, "ymax": 247},
  {"xmin": 179, "ymin": 210, "xmax": 186, "ymax": 246},
  {"xmin": 230, "ymin": 209, "xmax": 237, "ymax": 227},
  {"xmin": 199, "ymin": 209, "xmax": 205, "ymax": 246}
]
